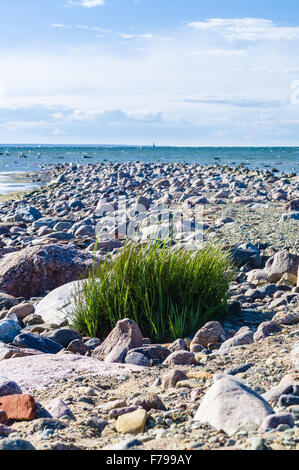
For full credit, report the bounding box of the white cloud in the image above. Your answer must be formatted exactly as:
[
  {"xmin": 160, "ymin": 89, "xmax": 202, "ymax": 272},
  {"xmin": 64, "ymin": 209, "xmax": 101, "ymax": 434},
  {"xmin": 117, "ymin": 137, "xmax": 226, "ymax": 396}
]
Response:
[
  {"xmin": 67, "ymin": 0, "xmax": 105, "ymax": 8},
  {"xmin": 52, "ymin": 24, "xmax": 72, "ymax": 29},
  {"xmin": 188, "ymin": 18, "xmax": 299, "ymax": 42},
  {"xmin": 190, "ymin": 49, "xmax": 248, "ymax": 57}
]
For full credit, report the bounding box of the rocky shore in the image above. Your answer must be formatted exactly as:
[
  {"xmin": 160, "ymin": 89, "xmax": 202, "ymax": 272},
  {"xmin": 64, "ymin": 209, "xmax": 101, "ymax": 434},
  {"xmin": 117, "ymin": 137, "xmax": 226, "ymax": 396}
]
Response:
[{"xmin": 0, "ymin": 161, "xmax": 298, "ymax": 451}]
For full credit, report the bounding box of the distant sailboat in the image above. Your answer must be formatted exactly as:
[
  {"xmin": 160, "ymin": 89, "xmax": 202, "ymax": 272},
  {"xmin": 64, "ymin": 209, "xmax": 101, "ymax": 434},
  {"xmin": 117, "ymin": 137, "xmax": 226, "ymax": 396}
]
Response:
[
  {"xmin": 5, "ymin": 150, "xmax": 10, "ymax": 156},
  {"xmin": 19, "ymin": 152, "xmax": 27, "ymax": 158},
  {"xmin": 153, "ymin": 142, "xmax": 156, "ymax": 148}
]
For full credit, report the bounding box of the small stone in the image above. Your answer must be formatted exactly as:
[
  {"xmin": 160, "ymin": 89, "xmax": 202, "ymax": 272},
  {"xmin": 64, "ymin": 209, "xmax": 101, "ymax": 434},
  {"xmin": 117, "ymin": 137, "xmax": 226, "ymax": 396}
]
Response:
[
  {"xmin": 8, "ymin": 303, "xmax": 34, "ymax": 319},
  {"xmin": 248, "ymin": 437, "xmax": 264, "ymax": 450},
  {"xmin": 13, "ymin": 332, "xmax": 64, "ymax": 354},
  {"xmin": 190, "ymin": 321, "xmax": 225, "ymax": 349},
  {"xmin": 84, "ymin": 417, "xmax": 108, "ymax": 434},
  {"xmin": 131, "ymin": 393, "xmax": 166, "ymax": 412},
  {"xmin": 0, "ymin": 394, "xmax": 37, "ymax": 421},
  {"xmin": 125, "ymin": 352, "xmax": 150, "ymax": 367},
  {"xmin": 0, "ymin": 378, "xmax": 22, "ymax": 397},
  {"xmin": 45, "ymin": 398, "xmax": 75, "ymax": 420},
  {"xmin": 161, "ymin": 370, "xmax": 189, "ymax": 389},
  {"xmin": 67, "ymin": 339, "xmax": 88, "ymax": 355},
  {"xmin": 116, "ymin": 409, "xmax": 147, "ymax": 434},
  {"xmin": 163, "ymin": 351, "xmax": 197, "ymax": 366},
  {"xmin": 254, "ymin": 321, "xmax": 280, "ymax": 342},
  {"xmin": 259, "ymin": 413, "xmax": 294, "ymax": 432}
]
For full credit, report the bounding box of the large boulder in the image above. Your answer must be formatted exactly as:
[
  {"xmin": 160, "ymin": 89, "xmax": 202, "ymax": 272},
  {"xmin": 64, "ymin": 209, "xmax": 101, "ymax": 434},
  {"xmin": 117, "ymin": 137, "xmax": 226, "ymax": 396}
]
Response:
[
  {"xmin": 0, "ymin": 245, "xmax": 94, "ymax": 298},
  {"xmin": 92, "ymin": 319, "xmax": 144, "ymax": 361},
  {"xmin": 35, "ymin": 279, "xmax": 100, "ymax": 327},
  {"xmin": 194, "ymin": 374, "xmax": 274, "ymax": 434},
  {"xmin": 265, "ymin": 250, "xmax": 299, "ymax": 283}
]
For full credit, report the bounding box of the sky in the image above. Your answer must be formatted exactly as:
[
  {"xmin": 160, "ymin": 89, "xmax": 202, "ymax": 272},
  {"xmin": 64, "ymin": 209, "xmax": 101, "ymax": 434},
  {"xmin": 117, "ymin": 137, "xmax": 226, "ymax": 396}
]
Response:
[{"xmin": 1, "ymin": 0, "xmax": 299, "ymax": 145}]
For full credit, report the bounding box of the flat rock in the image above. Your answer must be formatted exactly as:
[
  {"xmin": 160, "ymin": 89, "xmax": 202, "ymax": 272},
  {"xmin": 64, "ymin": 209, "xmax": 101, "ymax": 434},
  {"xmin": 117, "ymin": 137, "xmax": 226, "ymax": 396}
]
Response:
[{"xmin": 0, "ymin": 354, "xmax": 143, "ymax": 392}]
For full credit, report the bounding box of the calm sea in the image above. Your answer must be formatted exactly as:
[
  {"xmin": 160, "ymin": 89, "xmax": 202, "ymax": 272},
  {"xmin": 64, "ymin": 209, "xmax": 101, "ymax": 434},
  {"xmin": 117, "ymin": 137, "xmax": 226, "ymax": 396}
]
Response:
[{"xmin": 0, "ymin": 145, "xmax": 298, "ymax": 194}]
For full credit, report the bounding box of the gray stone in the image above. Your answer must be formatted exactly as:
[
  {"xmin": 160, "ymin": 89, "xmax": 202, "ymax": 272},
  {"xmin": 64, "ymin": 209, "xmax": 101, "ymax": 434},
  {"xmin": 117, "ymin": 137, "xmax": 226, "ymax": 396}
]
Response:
[
  {"xmin": 44, "ymin": 328, "xmax": 82, "ymax": 348},
  {"xmin": 15, "ymin": 205, "xmax": 42, "ymax": 223},
  {"xmin": 125, "ymin": 352, "xmax": 151, "ymax": 367},
  {"xmin": 0, "ymin": 378, "xmax": 22, "ymax": 396},
  {"xmin": 218, "ymin": 327, "xmax": 254, "ymax": 354},
  {"xmin": 194, "ymin": 374, "xmax": 274, "ymax": 434},
  {"xmin": 0, "ymin": 438, "xmax": 36, "ymax": 450},
  {"xmin": 46, "ymin": 398, "xmax": 75, "ymax": 420},
  {"xmin": 0, "ymin": 319, "xmax": 22, "ymax": 343},
  {"xmin": 13, "ymin": 332, "xmax": 64, "ymax": 354},
  {"xmin": 259, "ymin": 413, "xmax": 294, "ymax": 432},
  {"xmin": 84, "ymin": 338, "xmax": 102, "ymax": 350}
]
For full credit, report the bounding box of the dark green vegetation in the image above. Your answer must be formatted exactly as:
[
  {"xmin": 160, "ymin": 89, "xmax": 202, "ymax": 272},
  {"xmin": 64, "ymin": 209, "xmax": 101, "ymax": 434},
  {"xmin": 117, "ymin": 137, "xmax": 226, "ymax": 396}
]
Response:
[{"xmin": 72, "ymin": 242, "xmax": 236, "ymax": 342}]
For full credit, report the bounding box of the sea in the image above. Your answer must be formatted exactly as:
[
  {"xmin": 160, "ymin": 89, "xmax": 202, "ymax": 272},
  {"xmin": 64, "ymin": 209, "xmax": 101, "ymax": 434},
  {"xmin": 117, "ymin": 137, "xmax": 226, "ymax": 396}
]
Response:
[{"xmin": 0, "ymin": 145, "xmax": 298, "ymax": 195}]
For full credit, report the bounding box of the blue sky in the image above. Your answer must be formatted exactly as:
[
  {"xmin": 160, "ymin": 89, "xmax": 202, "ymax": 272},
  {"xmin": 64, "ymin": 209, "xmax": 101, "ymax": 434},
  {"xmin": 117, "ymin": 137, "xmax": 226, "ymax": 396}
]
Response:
[{"xmin": 1, "ymin": 0, "xmax": 299, "ymax": 145}]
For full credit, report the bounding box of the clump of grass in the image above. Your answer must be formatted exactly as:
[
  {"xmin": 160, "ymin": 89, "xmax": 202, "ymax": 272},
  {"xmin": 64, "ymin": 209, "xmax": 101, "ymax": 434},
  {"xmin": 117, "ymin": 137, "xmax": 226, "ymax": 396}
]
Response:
[{"xmin": 71, "ymin": 241, "xmax": 236, "ymax": 342}]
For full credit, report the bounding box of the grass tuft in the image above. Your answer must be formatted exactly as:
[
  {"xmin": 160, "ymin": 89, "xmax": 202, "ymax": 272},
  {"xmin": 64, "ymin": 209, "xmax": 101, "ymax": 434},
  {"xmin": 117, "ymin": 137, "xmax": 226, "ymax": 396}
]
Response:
[{"xmin": 71, "ymin": 241, "xmax": 236, "ymax": 342}]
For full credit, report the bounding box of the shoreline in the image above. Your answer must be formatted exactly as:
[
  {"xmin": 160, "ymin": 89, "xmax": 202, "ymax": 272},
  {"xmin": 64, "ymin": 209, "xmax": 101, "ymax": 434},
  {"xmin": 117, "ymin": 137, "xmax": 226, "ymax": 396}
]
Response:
[{"xmin": 0, "ymin": 160, "xmax": 298, "ymax": 450}]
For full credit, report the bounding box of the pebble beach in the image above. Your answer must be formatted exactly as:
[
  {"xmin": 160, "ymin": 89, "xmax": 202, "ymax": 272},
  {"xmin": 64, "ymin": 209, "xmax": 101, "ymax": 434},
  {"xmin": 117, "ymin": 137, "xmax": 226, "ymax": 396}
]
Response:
[{"xmin": 0, "ymin": 160, "xmax": 298, "ymax": 451}]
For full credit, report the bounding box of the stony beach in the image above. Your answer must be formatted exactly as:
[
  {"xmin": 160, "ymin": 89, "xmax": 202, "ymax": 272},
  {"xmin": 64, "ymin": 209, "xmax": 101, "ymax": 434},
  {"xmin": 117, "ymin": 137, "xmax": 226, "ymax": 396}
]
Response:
[{"xmin": 0, "ymin": 161, "xmax": 298, "ymax": 451}]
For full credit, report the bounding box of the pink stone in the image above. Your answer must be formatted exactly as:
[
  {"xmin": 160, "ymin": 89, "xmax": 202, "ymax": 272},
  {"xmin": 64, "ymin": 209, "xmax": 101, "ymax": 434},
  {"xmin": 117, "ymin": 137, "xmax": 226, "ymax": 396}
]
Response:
[{"xmin": 0, "ymin": 355, "xmax": 144, "ymax": 393}]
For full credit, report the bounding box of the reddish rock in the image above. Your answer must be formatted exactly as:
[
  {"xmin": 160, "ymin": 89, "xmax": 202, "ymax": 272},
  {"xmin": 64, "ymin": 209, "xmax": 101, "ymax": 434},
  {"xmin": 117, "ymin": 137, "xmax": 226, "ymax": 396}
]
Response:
[
  {"xmin": 265, "ymin": 250, "xmax": 299, "ymax": 283},
  {"xmin": 161, "ymin": 370, "xmax": 188, "ymax": 389},
  {"xmin": 67, "ymin": 339, "xmax": 89, "ymax": 356},
  {"xmin": 253, "ymin": 321, "xmax": 280, "ymax": 343},
  {"xmin": 0, "ymin": 244, "xmax": 94, "ymax": 298},
  {"xmin": 8, "ymin": 303, "xmax": 34, "ymax": 319},
  {"xmin": 0, "ymin": 394, "xmax": 37, "ymax": 421},
  {"xmin": 92, "ymin": 319, "xmax": 144, "ymax": 361},
  {"xmin": 190, "ymin": 321, "xmax": 225, "ymax": 349},
  {"xmin": 163, "ymin": 351, "xmax": 197, "ymax": 366}
]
